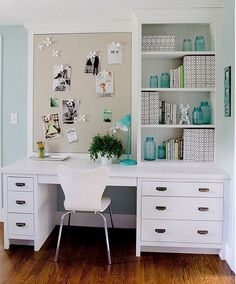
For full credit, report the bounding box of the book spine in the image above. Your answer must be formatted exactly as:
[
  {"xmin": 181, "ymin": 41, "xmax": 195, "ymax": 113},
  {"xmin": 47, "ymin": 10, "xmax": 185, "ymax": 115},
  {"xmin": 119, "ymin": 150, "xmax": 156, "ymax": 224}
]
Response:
[
  {"xmin": 161, "ymin": 101, "xmax": 165, "ymax": 124},
  {"xmin": 180, "ymin": 65, "xmax": 184, "ymax": 88}
]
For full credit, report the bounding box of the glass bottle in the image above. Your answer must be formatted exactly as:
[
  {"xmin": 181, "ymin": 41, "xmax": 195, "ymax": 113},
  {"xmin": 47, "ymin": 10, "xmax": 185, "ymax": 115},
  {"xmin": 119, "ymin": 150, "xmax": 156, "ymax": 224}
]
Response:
[
  {"xmin": 157, "ymin": 143, "xmax": 166, "ymax": 159},
  {"xmin": 182, "ymin": 38, "xmax": 192, "ymax": 51},
  {"xmin": 144, "ymin": 137, "xmax": 156, "ymax": 161},
  {"xmin": 195, "ymin": 35, "xmax": 205, "ymax": 51},
  {"xmin": 200, "ymin": 101, "xmax": 211, "ymax": 124},
  {"xmin": 160, "ymin": 73, "xmax": 170, "ymax": 88},
  {"xmin": 192, "ymin": 107, "xmax": 203, "ymax": 125},
  {"xmin": 149, "ymin": 75, "xmax": 158, "ymax": 88}
]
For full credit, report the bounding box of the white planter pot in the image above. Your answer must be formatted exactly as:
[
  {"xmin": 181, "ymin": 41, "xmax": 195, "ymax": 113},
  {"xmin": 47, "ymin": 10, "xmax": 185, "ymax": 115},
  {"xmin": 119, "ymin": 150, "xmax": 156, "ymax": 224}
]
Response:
[{"xmin": 101, "ymin": 156, "xmax": 112, "ymax": 165}]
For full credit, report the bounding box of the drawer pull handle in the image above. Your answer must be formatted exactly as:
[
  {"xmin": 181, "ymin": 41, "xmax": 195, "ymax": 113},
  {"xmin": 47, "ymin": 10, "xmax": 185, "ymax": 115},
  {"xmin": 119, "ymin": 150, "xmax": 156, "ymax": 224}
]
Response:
[
  {"xmin": 199, "ymin": 188, "xmax": 209, "ymax": 192},
  {"xmin": 15, "ymin": 182, "xmax": 26, "ymax": 187},
  {"xmin": 156, "ymin": 206, "xmax": 166, "ymax": 211},
  {"xmin": 155, "ymin": 229, "xmax": 166, "ymax": 233},
  {"xmin": 16, "ymin": 200, "xmax": 26, "ymax": 205},
  {"xmin": 16, "ymin": 222, "xmax": 26, "ymax": 227},
  {"xmin": 156, "ymin": 187, "xmax": 167, "ymax": 191},
  {"xmin": 197, "ymin": 230, "xmax": 208, "ymax": 235},
  {"xmin": 198, "ymin": 207, "xmax": 209, "ymax": 212}
]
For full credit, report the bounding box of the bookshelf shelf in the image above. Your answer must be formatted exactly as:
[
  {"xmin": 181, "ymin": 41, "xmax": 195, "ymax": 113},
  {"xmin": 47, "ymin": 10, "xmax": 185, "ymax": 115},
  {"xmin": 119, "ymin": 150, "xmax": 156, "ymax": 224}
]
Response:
[
  {"xmin": 141, "ymin": 124, "xmax": 216, "ymax": 129},
  {"xmin": 141, "ymin": 88, "xmax": 215, "ymax": 92},
  {"xmin": 142, "ymin": 51, "xmax": 216, "ymax": 59}
]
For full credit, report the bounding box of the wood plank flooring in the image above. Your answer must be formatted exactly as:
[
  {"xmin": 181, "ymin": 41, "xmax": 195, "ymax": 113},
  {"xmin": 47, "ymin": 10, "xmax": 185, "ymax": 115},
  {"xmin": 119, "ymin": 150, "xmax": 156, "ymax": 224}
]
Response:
[{"xmin": 0, "ymin": 223, "xmax": 234, "ymax": 284}]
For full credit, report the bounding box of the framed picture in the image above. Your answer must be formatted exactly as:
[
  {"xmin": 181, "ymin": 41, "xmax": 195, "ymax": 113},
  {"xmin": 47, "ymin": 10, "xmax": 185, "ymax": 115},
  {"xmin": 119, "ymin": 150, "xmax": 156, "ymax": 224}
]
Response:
[{"xmin": 224, "ymin": 66, "xmax": 231, "ymax": 117}]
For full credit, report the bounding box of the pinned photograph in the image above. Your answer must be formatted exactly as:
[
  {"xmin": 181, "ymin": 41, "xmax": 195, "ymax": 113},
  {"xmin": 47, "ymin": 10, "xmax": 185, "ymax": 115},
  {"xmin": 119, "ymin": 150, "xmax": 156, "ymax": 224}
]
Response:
[
  {"xmin": 103, "ymin": 109, "xmax": 112, "ymax": 122},
  {"xmin": 107, "ymin": 42, "xmax": 122, "ymax": 64},
  {"xmin": 42, "ymin": 113, "xmax": 62, "ymax": 139},
  {"xmin": 50, "ymin": 96, "xmax": 59, "ymax": 108},
  {"xmin": 85, "ymin": 51, "xmax": 100, "ymax": 75},
  {"xmin": 62, "ymin": 99, "xmax": 79, "ymax": 124},
  {"xmin": 53, "ymin": 64, "xmax": 71, "ymax": 91},
  {"xmin": 95, "ymin": 71, "xmax": 114, "ymax": 97},
  {"xmin": 66, "ymin": 128, "xmax": 78, "ymax": 144}
]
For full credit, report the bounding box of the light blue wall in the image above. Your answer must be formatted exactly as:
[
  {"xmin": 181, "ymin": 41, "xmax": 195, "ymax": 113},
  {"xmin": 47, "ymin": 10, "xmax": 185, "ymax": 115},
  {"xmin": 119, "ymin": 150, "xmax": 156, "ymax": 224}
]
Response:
[{"xmin": 0, "ymin": 26, "xmax": 28, "ymax": 166}]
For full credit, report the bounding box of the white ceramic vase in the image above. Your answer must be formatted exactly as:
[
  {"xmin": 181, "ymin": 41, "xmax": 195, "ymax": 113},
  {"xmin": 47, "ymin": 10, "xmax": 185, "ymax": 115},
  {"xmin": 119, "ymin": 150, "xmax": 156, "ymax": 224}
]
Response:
[{"xmin": 101, "ymin": 156, "xmax": 112, "ymax": 165}]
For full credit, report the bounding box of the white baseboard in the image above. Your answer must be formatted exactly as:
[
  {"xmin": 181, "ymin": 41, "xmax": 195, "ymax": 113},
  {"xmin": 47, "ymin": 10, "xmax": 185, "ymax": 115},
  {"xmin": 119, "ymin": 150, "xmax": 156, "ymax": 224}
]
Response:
[
  {"xmin": 224, "ymin": 243, "xmax": 235, "ymax": 273},
  {"xmin": 55, "ymin": 211, "xmax": 136, "ymax": 229},
  {"xmin": 0, "ymin": 208, "xmax": 3, "ymax": 222}
]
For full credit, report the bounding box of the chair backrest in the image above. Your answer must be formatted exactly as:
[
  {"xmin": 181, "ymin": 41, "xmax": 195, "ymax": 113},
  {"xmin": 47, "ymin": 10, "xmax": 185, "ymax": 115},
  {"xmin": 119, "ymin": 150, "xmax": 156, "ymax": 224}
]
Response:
[{"xmin": 57, "ymin": 165, "xmax": 109, "ymax": 212}]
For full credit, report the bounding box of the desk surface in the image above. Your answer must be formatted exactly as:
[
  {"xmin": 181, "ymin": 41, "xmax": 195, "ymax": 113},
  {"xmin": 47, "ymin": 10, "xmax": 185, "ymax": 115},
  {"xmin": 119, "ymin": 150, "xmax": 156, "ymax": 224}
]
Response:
[{"xmin": 1, "ymin": 157, "xmax": 230, "ymax": 182}]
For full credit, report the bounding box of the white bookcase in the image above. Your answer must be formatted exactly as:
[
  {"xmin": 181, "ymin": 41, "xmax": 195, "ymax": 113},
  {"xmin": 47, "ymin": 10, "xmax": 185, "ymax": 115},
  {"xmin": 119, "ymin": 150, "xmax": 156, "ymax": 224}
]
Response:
[{"xmin": 134, "ymin": 9, "xmax": 221, "ymax": 165}]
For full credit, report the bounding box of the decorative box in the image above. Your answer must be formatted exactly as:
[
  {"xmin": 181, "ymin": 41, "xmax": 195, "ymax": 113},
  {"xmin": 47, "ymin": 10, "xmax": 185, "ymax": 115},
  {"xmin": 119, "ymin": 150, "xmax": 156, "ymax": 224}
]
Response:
[
  {"xmin": 141, "ymin": 91, "xmax": 159, "ymax": 125},
  {"xmin": 183, "ymin": 128, "xmax": 215, "ymax": 162},
  {"xmin": 142, "ymin": 35, "xmax": 176, "ymax": 52}
]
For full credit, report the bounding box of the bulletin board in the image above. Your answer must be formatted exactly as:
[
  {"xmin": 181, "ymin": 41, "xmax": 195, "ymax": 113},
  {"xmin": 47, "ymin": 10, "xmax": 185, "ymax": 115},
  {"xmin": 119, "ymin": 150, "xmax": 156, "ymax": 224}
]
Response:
[{"xmin": 33, "ymin": 32, "xmax": 131, "ymax": 153}]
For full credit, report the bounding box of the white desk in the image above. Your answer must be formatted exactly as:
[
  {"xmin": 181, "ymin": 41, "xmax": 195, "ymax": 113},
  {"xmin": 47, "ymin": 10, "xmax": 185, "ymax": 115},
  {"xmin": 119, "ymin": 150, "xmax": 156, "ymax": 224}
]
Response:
[{"xmin": 1, "ymin": 157, "xmax": 230, "ymax": 256}]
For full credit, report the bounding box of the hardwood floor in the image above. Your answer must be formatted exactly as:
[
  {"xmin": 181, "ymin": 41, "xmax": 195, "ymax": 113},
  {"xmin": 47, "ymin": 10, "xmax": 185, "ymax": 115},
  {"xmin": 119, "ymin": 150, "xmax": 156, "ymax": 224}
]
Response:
[{"xmin": 0, "ymin": 223, "xmax": 234, "ymax": 284}]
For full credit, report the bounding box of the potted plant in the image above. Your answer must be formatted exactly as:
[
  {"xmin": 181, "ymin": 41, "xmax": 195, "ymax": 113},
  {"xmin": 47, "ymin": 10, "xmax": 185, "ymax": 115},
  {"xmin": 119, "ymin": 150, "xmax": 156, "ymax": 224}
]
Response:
[{"xmin": 89, "ymin": 133, "xmax": 123, "ymax": 164}]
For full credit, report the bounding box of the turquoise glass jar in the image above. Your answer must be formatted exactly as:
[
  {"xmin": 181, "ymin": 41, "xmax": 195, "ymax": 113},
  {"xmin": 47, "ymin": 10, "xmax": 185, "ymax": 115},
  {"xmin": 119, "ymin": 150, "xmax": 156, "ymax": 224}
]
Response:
[
  {"xmin": 144, "ymin": 137, "xmax": 156, "ymax": 161},
  {"xmin": 160, "ymin": 73, "xmax": 170, "ymax": 88},
  {"xmin": 182, "ymin": 38, "xmax": 192, "ymax": 51},
  {"xmin": 192, "ymin": 107, "xmax": 203, "ymax": 124},
  {"xmin": 149, "ymin": 75, "xmax": 158, "ymax": 88},
  {"xmin": 200, "ymin": 101, "xmax": 211, "ymax": 124},
  {"xmin": 195, "ymin": 35, "xmax": 205, "ymax": 51},
  {"xmin": 157, "ymin": 143, "xmax": 166, "ymax": 159}
]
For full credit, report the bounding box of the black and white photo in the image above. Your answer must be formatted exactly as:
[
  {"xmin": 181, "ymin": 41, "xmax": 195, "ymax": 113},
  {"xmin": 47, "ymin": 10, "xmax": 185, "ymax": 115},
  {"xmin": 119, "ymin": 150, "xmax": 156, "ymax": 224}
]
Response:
[
  {"xmin": 53, "ymin": 65, "xmax": 71, "ymax": 91},
  {"xmin": 62, "ymin": 99, "xmax": 78, "ymax": 124}
]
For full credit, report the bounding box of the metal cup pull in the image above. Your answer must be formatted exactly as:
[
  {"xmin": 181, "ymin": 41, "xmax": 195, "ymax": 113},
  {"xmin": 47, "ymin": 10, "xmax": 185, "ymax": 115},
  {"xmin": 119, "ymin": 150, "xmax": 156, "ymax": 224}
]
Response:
[
  {"xmin": 197, "ymin": 230, "xmax": 208, "ymax": 235},
  {"xmin": 156, "ymin": 206, "xmax": 166, "ymax": 211},
  {"xmin": 199, "ymin": 188, "xmax": 209, "ymax": 192},
  {"xmin": 16, "ymin": 222, "xmax": 26, "ymax": 227},
  {"xmin": 15, "ymin": 182, "xmax": 26, "ymax": 187},
  {"xmin": 16, "ymin": 200, "xmax": 26, "ymax": 205},
  {"xmin": 155, "ymin": 229, "xmax": 166, "ymax": 233},
  {"xmin": 156, "ymin": 187, "xmax": 167, "ymax": 191},
  {"xmin": 198, "ymin": 207, "xmax": 209, "ymax": 212}
]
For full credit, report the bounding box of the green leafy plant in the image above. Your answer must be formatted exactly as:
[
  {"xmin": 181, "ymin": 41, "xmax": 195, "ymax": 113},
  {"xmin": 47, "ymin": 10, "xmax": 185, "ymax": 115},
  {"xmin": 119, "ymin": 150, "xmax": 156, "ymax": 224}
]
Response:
[{"xmin": 89, "ymin": 133, "xmax": 124, "ymax": 161}]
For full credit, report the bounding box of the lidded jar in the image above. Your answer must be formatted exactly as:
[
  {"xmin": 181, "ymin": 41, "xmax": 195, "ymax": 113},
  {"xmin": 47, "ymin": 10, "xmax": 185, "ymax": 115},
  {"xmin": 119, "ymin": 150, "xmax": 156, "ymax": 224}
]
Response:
[
  {"xmin": 182, "ymin": 38, "xmax": 192, "ymax": 51},
  {"xmin": 149, "ymin": 75, "xmax": 158, "ymax": 88},
  {"xmin": 160, "ymin": 73, "xmax": 170, "ymax": 88},
  {"xmin": 144, "ymin": 137, "xmax": 156, "ymax": 161},
  {"xmin": 200, "ymin": 101, "xmax": 211, "ymax": 124},
  {"xmin": 195, "ymin": 35, "xmax": 205, "ymax": 51},
  {"xmin": 192, "ymin": 107, "xmax": 203, "ymax": 125}
]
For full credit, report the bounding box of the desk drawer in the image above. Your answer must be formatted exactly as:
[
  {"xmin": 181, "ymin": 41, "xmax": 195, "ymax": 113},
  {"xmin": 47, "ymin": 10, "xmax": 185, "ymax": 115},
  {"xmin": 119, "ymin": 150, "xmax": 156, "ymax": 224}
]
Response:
[
  {"xmin": 8, "ymin": 192, "xmax": 34, "ymax": 213},
  {"xmin": 8, "ymin": 213, "xmax": 34, "ymax": 236},
  {"xmin": 141, "ymin": 219, "xmax": 222, "ymax": 244},
  {"xmin": 141, "ymin": 181, "xmax": 223, "ymax": 197},
  {"xmin": 142, "ymin": 196, "xmax": 223, "ymax": 221},
  {"xmin": 8, "ymin": 177, "xmax": 33, "ymax": 192}
]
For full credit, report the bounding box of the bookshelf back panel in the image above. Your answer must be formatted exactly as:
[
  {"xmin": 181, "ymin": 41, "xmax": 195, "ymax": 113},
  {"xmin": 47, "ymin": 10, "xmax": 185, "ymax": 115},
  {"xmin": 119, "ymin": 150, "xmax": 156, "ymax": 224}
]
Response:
[{"xmin": 142, "ymin": 24, "xmax": 212, "ymax": 51}]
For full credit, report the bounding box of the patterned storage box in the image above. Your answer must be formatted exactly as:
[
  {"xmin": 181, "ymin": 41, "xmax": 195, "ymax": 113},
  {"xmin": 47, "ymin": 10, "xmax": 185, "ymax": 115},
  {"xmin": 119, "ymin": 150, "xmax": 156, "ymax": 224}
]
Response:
[
  {"xmin": 184, "ymin": 55, "xmax": 215, "ymax": 88},
  {"xmin": 142, "ymin": 35, "xmax": 176, "ymax": 52},
  {"xmin": 141, "ymin": 91, "xmax": 159, "ymax": 125},
  {"xmin": 183, "ymin": 128, "xmax": 215, "ymax": 162}
]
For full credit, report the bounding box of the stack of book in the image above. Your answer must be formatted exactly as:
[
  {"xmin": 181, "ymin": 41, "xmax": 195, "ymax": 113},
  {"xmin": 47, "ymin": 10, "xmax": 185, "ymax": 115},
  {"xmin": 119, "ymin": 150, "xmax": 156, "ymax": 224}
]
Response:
[
  {"xmin": 159, "ymin": 100, "xmax": 178, "ymax": 124},
  {"xmin": 169, "ymin": 65, "xmax": 184, "ymax": 88},
  {"xmin": 163, "ymin": 137, "xmax": 183, "ymax": 160}
]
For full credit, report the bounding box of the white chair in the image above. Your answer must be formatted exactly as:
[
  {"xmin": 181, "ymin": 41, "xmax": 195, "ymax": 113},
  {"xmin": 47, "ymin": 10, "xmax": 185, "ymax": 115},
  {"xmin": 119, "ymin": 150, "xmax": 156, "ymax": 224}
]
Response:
[{"xmin": 54, "ymin": 165, "xmax": 114, "ymax": 264}]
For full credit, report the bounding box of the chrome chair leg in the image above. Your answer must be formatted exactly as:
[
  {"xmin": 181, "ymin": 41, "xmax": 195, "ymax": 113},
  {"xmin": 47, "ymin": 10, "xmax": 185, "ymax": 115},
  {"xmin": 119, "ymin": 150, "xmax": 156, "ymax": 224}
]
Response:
[
  {"xmin": 68, "ymin": 212, "xmax": 71, "ymax": 226},
  {"xmin": 108, "ymin": 204, "xmax": 114, "ymax": 228},
  {"xmin": 96, "ymin": 212, "xmax": 111, "ymax": 265},
  {"xmin": 54, "ymin": 211, "xmax": 73, "ymax": 262}
]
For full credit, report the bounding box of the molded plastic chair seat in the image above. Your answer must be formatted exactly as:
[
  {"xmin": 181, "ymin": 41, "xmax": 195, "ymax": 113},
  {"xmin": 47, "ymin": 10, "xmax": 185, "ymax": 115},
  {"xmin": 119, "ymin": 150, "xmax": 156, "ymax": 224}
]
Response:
[{"xmin": 54, "ymin": 165, "xmax": 114, "ymax": 264}]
